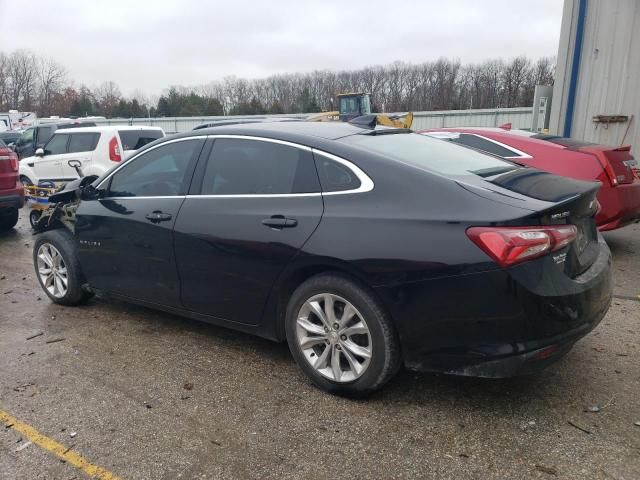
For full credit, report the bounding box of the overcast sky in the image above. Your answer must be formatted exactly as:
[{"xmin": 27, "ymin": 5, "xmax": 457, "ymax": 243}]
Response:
[{"xmin": 0, "ymin": 0, "xmax": 564, "ymax": 96}]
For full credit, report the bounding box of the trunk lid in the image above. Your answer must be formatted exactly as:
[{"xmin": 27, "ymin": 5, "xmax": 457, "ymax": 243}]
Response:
[
  {"xmin": 532, "ymin": 134, "xmax": 637, "ymax": 185},
  {"xmin": 460, "ymin": 168, "xmax": 601, "ymax": 277},
  {"xmin": 582, "ymin": 145, "xmax": 637, "ymax": 185}
]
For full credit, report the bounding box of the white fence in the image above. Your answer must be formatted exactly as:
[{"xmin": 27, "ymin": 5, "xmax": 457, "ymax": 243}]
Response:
[{"xmin": 90, "ymin": 107, "xmax": 534, "ymax": 134}]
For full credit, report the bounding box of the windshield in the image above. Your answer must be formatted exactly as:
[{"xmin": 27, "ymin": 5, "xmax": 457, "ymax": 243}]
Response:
[
  {"xmin": 342, "ymin": 132, "xmax": 520, "ymax": 177},
  {"xmin": 118, "ymin": 130, "xmax": 163, "ymax": 151},
  {"xmin": 17, "ymin": 128, "xmax": 34, "ymax": 146},
  {"xmin": 339, "ymin": 97, "xmax": 360, "ymax": 115}
]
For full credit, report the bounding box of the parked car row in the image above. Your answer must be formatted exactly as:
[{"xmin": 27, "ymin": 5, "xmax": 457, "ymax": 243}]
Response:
[{"xmin": 31, "ymin": 121, "xmax": 613, "ymax": 395}]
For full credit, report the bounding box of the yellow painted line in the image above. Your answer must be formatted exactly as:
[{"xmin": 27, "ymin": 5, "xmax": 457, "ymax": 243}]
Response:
[{"xmin": 0, "ymin": 408, "xmax": 123, "ymax": 480}]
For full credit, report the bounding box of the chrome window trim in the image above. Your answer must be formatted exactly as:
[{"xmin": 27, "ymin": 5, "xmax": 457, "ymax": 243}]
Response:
[
  {"xmin": 96, "ymin": 134, "xmax": 374, "ymax": 199},
  {"xmin": 100, "ymin": 195, "xmax": 187, "ymax": 200},
  {"xmin": 202, "ymin": 134, "xmax": 313, "ymax": 152},
  {"xmin": 311, "ymin": 149, "xmax": 374, "ymax": 195}
]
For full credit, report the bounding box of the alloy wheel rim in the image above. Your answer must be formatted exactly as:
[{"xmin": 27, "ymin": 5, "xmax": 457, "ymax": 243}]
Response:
[
  {"xmin": 36, "ymin": 243, "xmax": 68, "ymax": 298},
  {"xmin": 296, "ymin": 293, "xmax": 372, "ymax": 383}
]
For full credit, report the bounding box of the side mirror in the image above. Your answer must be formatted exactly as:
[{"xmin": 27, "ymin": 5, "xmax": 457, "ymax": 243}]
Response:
[
  {"xmin": 7, "ymin": 143, "xmax": 15, "ymax": 150},
  {"xmin": 35, "ymin": 148, "xmax": 45, "ymax": 157},
  {"xmin": 80, "ymin": 176, "xmax": 103, "ymax": 200}
]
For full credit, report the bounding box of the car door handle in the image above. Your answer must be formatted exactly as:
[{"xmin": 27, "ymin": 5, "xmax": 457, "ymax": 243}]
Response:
[
  {"xmin": 145, "ymin": 211, "xmax": 173, "ymax": 223},
  {"xmin": 262, "ymin": 215, "xmax": 298, "ymax": 229}
]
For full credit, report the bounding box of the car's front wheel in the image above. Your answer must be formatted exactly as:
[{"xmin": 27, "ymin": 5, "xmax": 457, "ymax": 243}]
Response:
[
  {"xmin": 285, "ymin": 273, "xmax": 401, "ymax": 396},
  {"xmin": 33, "ymin": 229, "xmax": 92, "ymax": 305}
]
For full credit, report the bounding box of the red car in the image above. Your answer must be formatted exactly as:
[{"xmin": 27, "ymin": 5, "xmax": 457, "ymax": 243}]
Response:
[
  {"xmin": 0, "ymin": 139, "xmax": 23, "ymax": 232},
  {"xmin": 420, "ymin": 127, "xmax": 640, "ymax": 231}
]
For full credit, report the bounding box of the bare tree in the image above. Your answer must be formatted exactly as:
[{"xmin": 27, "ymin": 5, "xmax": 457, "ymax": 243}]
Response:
[
  {"xmin": 93, "ymin": 80, "xmax": 122, "ymax": 117},
  {"xmin": 37, "ymin": 56, "xmax": 67, "ymax": 116}
]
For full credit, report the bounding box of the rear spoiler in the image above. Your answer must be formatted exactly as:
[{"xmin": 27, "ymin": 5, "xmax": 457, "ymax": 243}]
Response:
[{"xmin": 613, "ymin": 144, "xmax": 631, "ymax": 152}]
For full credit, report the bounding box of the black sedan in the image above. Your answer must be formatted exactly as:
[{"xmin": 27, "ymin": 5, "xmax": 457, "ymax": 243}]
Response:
[{"xmin": 32, "ymin": 122, "xmax": 612, "ymax": 395}]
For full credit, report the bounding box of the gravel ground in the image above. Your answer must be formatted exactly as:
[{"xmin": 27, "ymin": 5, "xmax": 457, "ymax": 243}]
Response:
[{"xmin": 0, "ymin": 211, "xmax": 639, "ymax": 480}]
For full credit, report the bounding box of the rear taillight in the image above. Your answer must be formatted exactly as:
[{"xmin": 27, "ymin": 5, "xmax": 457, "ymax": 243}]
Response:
[
  {"xmin": 109, "ymin": 136, "xmax": 122, "ymax": 162},
  {"xmin": 0, "ymin": 149, "xmax": 18, "ymax": 171},
  {"xmin": 584, "ymin": 146, "xmax": 636, "ymax": 186},
  {"xmin": 466, "ymin": 225, "xmax": 578, "ymax": 267},
  {"xmin": 595, "ymin": 155, "xmax": 619, "ymax": 186},
  {"xmin": 10, "ymin": 152, "xmax": 18, "ymax": 172}
]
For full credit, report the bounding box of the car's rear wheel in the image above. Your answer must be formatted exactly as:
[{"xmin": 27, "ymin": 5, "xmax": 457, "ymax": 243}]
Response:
[
  {"xmin": 0, "ymin": 208, "xmax": 19, "ymax": 232},
  {"xmin": 285, "ymin": 273, "xmax": 401, "ymax": 396},
  {"xmin": 33, "ymin": 229, "xmax": 92, "ymax": 305}
]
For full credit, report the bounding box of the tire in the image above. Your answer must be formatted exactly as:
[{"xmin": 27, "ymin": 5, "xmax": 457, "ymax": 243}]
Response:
[
  {"xmin": 0, "ymin": 208, "xmax": 19, "ymax": 232},
  {"xmin": 32, "ymin": 229, "xmax": 92, "ymax": 306},
  {"xmin": 285, "ymin": 273, "xmax": 401, "ymax": 396},
  {"xmin": 20, "ymin": 175, "xmax": 33, "ymax": 186},
  {"xmin": 29, "ymin": 210, "xmax": 41, "ymax": 228}
]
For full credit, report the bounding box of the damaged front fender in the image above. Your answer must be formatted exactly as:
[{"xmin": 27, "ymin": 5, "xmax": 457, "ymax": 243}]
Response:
[{"xmin": 33, "ymin": 175, "xmax": 99, "ymax": 234}]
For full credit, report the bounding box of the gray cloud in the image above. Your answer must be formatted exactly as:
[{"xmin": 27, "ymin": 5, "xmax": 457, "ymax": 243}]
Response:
[{"xmin": 0, "ymin": 0, "xmax": 563, "ymax": 95}]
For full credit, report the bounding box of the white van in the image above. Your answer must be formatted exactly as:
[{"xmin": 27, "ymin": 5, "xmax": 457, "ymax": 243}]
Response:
[{"xmin": 19, "ymin": 126, "xmax": 165, "ymax": 185}]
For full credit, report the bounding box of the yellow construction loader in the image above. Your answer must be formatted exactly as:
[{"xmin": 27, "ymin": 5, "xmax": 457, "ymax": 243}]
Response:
[{"xmin": 307, "ymin": 92, "xmax": 413, "ymax": 129}]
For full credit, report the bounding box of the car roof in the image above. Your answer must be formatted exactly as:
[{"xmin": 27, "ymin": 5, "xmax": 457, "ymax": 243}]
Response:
[
  {"xmin": 51, "ymin": 126, "xmax": 164, "ymax": 134},
  {"xmin": 193, "ymin": 118, "xmax": 302, "ymax": 130},
  {"xmin": 182, "ymin": 120, "xmax": 380, "ymax": 141}
]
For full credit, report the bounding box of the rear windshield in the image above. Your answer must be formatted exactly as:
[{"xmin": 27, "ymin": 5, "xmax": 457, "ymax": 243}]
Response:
[
  {"xmin": 532, "ymin": 134, "xmax": 596, "ymax": 148},
  {"xmin": 0, "ymin": 139, "xmax": 6, "ymax": 148},
  {"xmin": 342, "ymin": 132, "xmax": 519, "ymax": 177},
  {"xmin": 118, "ymin": 130, "xmax": 163, "ymax": 151}
]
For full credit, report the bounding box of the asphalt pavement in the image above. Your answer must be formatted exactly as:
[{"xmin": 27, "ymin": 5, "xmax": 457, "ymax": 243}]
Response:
[{"xmin": 1, "ymin": 211, "xmax": 639, "ymax": 480}]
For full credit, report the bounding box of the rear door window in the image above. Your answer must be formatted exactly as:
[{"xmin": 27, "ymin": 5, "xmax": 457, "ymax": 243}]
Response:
[
  {"xmin": 68, "ymin": 133, "xmax": 100, "ymax": 153},
  {"xmin": 343, "ymin": 132, "xmax": 519, "ymax": 177},
  {"xmin": 44, "ymin": 134, "xmax": 69, "ymax": 155},
  {"xmin": 200, "ymin": 139, "xmax": 320, "ymax": 195},
  {"xmin": 118, "ymin": 130, "xmax": 164, "ymax": 151}
]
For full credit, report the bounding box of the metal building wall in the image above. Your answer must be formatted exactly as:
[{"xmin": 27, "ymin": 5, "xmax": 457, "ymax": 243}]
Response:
[{"xmin": 550, "ymin": 0, "xmax": 640, "ymax": 151}]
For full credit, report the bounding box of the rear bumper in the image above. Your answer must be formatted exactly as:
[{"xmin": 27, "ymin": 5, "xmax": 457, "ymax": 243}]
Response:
[
  {"xmin": 375, "ymin": 237, "xmax": 613, "ymax": 377},
  {"xmin": 0, "ymin": 182, "xmax": 24, "ymax": 210},
  {"xmin": 597, "ymin": 180, "xmax": 640, "ymax": 231}
]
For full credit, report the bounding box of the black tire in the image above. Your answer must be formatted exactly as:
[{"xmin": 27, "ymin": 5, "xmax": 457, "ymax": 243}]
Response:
[
  {"xmin": 32, "ymin": 228, "xmax": 92, "ymax": 306},
  {"xmin": 20, "ymin": 175, "xmax": 33, "ymax": 186},
  {"xmin": 29, "ymin": 210, "xmax": 41, "ymax": 228},
  {"xmin": 285, "ymin": 273, "xmax": 401, "ymax": 396},
  {"xmin": 0, "ymin": 208, "xmax": 19, "ymax": 232}
]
